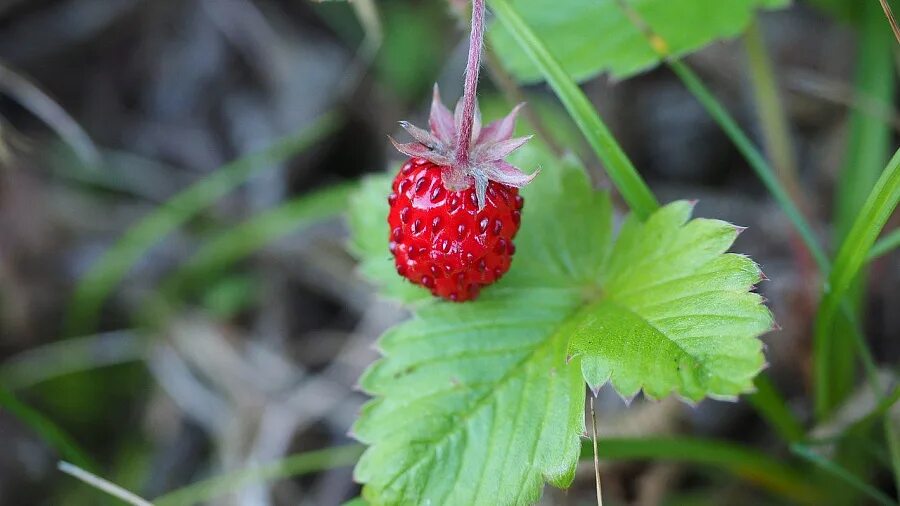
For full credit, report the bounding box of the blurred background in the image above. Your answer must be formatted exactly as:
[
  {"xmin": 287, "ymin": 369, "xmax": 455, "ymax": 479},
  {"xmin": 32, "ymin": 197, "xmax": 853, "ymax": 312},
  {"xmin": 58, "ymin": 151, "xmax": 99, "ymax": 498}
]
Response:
[{"xmin": 0, "ymin": 0, "xmax": 897, "ymax": 504}]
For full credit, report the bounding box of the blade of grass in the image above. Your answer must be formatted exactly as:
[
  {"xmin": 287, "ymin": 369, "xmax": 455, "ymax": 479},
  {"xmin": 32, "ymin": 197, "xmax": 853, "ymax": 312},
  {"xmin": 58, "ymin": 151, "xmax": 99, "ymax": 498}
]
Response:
[
  {"xmin": 808, "ymin": 385, "xmax": 900, "ymax": 445},
  {"xmin": 828, "ymin": 1, "xmax": 896, "ymax": 417},
  {"xmin": 0, "ymin": 331, "xmax": 147, "ymax": 390},
  {"xmin": 791, "ymin": 444, "xmax": 895, "ymax": 506},
  {"xmin": 834, "ymin": 2, "xmax": 894, "ymax": 245},
  {"xmin": 869, "ymin": 228, "xmax": 900, "ymax": 260},
  {"xmin": 815, "ymin": 148, "xmax": 900, "ymax": 418},
  {"xmin": 153, "ymin": 445, "xmax": 362, "ymax": 506},
  {"xmin": 58, "ymin": 461, "xmax": 152, "ymax": 506},
  {"xmin": 160, "ymin": 181, "xmax": 356, "ymax": 299},
  {"xmin": 747, "ymin": 375, "xmax": 805, "ymax": 443},
  {"xmin": 668, "ymin": 60, "xmax": 829, "ymax": 271},
  {"xmin": 64, "ymin": 112, "xmax": 342, "ymax": 336},
  {"xmin": 0, "ymin": 384, "xmax": 97, "ymax": 471},
  {"xmin": 0, "ymin": 61, "xmax": 101, "ymax": 167},
  {"xmin": 868, "ymin": 386, "xmax": 900, "ymax": 428},
  {"xmin": 886, "ymin": 409, "xmax": 900, "ymax": 502},
  {"xmin": 487, "ymin": 0, "xmax": 660, "ymax": 220},
  {"xmin": 743, "ymin": 18, "xmax": 806, "ymax": 216},
  {"xmin": 580, "ymin": 437, "xmax": 819, "ymax": 504}
]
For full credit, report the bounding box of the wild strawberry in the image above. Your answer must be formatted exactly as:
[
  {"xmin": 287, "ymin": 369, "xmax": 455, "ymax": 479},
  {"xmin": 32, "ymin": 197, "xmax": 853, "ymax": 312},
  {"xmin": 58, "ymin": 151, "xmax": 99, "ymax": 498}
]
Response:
[{"xmin": 387, "ymin": 85, "xmax": 537, "ymax": 301}]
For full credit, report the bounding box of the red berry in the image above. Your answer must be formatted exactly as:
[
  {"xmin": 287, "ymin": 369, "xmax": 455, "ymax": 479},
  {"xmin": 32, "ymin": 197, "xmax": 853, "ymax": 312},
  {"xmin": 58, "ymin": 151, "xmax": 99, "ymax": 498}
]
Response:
[
  {"xmin": 388, "ymin": 158, "xmax": 522, "ymax": 301},
  {"xmin": 386, "ymin": 85, "xmax": 537, "ymax": 301}
]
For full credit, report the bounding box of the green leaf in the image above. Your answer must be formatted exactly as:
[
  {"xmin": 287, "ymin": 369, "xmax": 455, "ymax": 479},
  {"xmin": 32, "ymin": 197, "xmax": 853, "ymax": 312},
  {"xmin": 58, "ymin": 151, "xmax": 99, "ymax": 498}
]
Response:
[
  {"xmin": 489, "ymin": 0, "xmax": 787, "ymax": 83},
  {"xmin": 354, "ymin": 290, "xmax": 586, "ymax": 505},
  {"xmin": 351, "ymin": 144, "xmax": 772, "ymax": 503},
  {"xmin": 567, "ymin": 201, "xmax": 771, "ymax": 401}
]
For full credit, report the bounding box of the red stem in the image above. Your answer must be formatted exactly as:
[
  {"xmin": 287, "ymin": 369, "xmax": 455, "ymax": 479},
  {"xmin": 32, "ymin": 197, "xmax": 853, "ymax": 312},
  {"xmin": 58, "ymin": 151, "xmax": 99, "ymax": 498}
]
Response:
[{"xmin": 455, "ymin": 0, "xmax": 485, "ymax": 167}]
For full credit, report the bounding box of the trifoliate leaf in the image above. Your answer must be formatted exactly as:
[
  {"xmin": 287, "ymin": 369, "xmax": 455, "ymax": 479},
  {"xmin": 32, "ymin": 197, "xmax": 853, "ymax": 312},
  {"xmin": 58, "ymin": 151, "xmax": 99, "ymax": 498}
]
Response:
[
  {"xmin": 567, "ymin": 201, "xmax": 772, "ymax": 402},
  {"xmin": 349, "ymin": 143, "xmax": 772, "ymax": 504},
  {"xmin": 489, "ymin": 0, "xmax": 788, "ymax": 83}
]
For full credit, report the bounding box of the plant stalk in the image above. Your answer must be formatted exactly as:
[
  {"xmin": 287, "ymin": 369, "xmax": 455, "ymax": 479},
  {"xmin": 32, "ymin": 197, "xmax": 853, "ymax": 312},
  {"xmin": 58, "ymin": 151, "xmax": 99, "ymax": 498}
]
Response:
[
  {"xmin": 878, "ymin": 0, "xmax": 900, "ymax": 45},
  {"xmin": 456, "ymin": 0, "xmax": 486, "ymax": 167},
  {"xmin": 446, "ymin": 0, "xmax": 566, "ymax": 157},
  {"xmin": 590, "ymin": 396, "xmax": 603, "ymax": 506}
]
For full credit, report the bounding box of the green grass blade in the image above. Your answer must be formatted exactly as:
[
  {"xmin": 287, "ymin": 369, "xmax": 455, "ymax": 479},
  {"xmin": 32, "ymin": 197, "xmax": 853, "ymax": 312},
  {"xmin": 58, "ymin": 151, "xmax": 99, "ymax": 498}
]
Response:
[
  {"xmin": 809, "ymin": 386, "xmax": 900, "ymax": 444},
  {"xmin": 581, "ymin": 437, "xmax": 818, "ymax": 503},
  {"xmin": 885, "ymin": 412, "xmax": 900, "ymax": 502},
  {"xmin": 64, "ymin": 112, "xmax": 342, "ymax": 336},
  {"xmin": 0, "ymin": 331, "xmax": 147, "ymax": 390},
  {"xmin": 747, "ymin": 375, "xmax": 805, "ymax": 443},
  {"xmin": 869, "ymin": 228, "xmax": 900, "ymax": 260},
  {"xmin": 487, "ymin": 0, "xmax": 660, "ymax": 220},
  {"xmin": 153, "ymin": 445, "xmax": 362, "ymax": 506},
  {"xmin": 161, "ymin": 182, "xmax": 356, "ymax": 299},
  {"xmin": 827, "ymin": 1, "xmax": 897, "ymax": 417},
  {"xmin": 743, "ymin": 19, "xmax": 804, "ymax": 213},
  {"xmin": 0, "ymin": 384, "xmax": 98, "ymax": 471},
  {"xmin": 834, "ymin": 2, "xmax": 896, "ymax": 243},
  {"xmin": 791, "ymin": 444, "xmax": 895, "ymax": 506},
  {"xmin": 668, "ymin": 60, "xmax": 829, "ymax": 272},
  {"xmin": 815, "ymin": 148, "xmax": 900, "ymax": 418}
]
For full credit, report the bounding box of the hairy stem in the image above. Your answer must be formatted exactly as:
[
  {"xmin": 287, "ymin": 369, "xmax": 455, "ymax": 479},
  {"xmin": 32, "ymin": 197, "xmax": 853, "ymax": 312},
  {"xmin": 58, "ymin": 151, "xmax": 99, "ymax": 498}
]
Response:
[
  {"xmin": 446, "ymin": 0, "xmax": 565, "ymax": 157},
  {"xmin": 456, "ymin": 0, "xmax": 485, "ymax": 167}
]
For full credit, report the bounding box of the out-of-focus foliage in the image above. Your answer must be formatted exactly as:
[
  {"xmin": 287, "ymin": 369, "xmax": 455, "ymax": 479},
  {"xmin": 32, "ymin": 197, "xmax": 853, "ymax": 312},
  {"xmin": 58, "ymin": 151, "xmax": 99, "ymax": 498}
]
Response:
[{"xmin": 489, "ymin": 0, "xmax": 787, "ymax": 82}]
